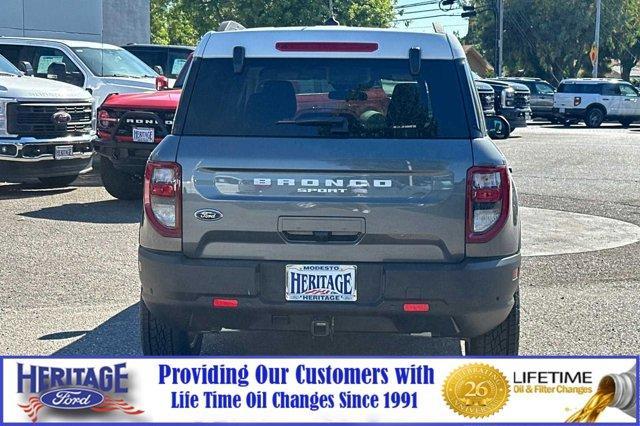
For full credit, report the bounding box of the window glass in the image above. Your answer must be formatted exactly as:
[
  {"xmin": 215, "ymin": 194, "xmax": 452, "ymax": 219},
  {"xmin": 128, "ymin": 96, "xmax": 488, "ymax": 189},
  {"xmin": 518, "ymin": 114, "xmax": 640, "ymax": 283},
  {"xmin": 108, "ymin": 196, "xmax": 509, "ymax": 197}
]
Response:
[
  {"xmin": 619, "ymin": 84, "xmax": 638, "ymax": 96},
  {"xmin": 31, "ymin": 47, "xmax": 84, "ymax": 87},
  {"xmin": 0, "ymin": 53, "xmax": 20, "ymax": 75},
  {"xmin": 72, "ymin": 47, "xmax": 156, "ymax": 78},
  {"xmin": 0, "ymin": 44, "xmax": 22, "ymax": 65},
  {"xmin": 182, "ymin": 58, "xmax": 470, "ymax": 139},
  {"xmin": 535, "ymin": 83, "xmax": 554, "ymax": 94},
  {"xmin": 128, "ymin": 49, "xmax": 165, "ymax": 73},
  {"xmin": 167, "ymin": 49, "xmax": 192, "ymax": 79},
  {"xmin": 602, "ymin": 84, "xmax": 620, "ymax": 96}
]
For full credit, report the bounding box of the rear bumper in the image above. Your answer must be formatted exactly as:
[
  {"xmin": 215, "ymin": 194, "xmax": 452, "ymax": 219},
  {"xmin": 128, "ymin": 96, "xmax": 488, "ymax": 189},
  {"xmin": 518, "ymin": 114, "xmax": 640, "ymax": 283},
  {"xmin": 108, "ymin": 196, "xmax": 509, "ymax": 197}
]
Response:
[
  {"xmin": 139, "ymin": 247, "xmax": 521, "ymax": 338},
  {"xmin": 552, "ymin": 107, "xmax": 586, "ymax": 119},
  {"xmin": 94, "ymin": 139, "xmax": 156, "ymax": 174}
]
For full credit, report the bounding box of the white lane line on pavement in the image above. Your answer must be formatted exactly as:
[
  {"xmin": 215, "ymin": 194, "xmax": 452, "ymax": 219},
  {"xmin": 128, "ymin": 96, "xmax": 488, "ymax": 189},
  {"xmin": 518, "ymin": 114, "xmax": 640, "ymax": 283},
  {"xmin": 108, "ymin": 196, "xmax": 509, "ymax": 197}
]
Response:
[{"xmin": 521, "ymin": 207, "xmax": 640, "ymax": 257}]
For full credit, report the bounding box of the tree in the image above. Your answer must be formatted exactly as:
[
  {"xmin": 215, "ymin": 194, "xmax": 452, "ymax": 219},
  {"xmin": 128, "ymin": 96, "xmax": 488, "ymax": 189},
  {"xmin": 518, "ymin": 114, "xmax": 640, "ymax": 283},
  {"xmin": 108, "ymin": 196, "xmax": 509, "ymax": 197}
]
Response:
[
  {"xmin": 151, "ymin": 0, "xmax": 396, "ymax": 46},
  {"xmin": 463, "ymin": 0, "xmax": 640, "ymax": 83}
]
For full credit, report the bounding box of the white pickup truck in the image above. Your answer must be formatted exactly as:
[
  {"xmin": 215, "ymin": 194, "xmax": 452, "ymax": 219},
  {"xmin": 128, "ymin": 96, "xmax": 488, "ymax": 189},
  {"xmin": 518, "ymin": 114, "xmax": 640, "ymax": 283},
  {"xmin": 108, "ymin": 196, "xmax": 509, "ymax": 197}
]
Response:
[
  {"xmin": 0, "ymin": 53, "xmax": 94, "ymax": 186},
  {"xmin": 0, "ymin": 37, "xmax": 158, "ymax": 109}
]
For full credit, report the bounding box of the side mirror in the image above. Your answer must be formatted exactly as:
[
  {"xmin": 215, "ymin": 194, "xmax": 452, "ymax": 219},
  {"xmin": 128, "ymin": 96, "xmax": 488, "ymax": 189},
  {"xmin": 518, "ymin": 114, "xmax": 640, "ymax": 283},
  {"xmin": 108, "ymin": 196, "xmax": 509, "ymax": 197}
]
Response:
[
  {"xmin": 485, "ymin": 115, "xmax": 511, "ymax": 140},
  {"xmin": 47, "ymin": 62, "xmax": 67, "ymax": 81},
  {"xmin": 18, "ymin": 61, "xmax": 33, "ymax": 76},
  {"xmin": 155, "ymin": 75, "xmax": 169, "ymax": 91},
  {"xmin": 153, "ymin": 65, "xmax": 164, "ymax": 76}
]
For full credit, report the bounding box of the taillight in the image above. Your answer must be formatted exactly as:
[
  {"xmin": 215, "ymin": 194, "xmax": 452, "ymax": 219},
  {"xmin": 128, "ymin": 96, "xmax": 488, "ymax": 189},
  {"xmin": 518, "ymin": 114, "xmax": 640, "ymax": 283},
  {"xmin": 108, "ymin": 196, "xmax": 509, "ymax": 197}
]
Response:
[
  {"xmin": 275, "ymin": 42, "xmax": 378, "ymax": 52},
  {"xmin": 574, "ymin": 96, "xmax": 582, "ymax": 106},
  {"xmin": 144, "ymin": 161, "xmax": 181, "ymax": 238},
  {"xmin": 466, "ymin": 166, "xmax": 510, "ymax": 243},
  {"xmin": 97, "ymin": 109, "xmax": 117, "ymax": 129}
]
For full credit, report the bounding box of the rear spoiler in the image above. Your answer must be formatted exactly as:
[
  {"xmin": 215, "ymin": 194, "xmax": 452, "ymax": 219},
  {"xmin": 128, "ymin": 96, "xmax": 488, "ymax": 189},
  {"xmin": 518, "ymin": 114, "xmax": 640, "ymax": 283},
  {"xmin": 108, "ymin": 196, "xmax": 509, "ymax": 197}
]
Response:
[{"xmin": 218, "ymin": 21, "xmax": 246, "ymax": 32}]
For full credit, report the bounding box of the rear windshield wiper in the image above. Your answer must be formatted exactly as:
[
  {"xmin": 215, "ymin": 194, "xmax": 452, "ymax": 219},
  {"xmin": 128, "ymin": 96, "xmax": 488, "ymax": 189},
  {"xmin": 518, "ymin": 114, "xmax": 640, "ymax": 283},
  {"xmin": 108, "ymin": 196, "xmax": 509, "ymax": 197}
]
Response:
[{"xmin": 277, "ymin": 116, "xmax": 349, "ymax": 133}]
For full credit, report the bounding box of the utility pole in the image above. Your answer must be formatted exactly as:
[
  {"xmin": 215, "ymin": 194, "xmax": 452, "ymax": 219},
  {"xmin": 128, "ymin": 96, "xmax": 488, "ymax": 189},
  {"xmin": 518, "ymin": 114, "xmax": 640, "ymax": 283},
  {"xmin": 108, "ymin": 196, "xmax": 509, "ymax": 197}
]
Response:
[
  {"xmin": 494, "ymin": 0, "xmax": 504, "ymax": 77},
  {"xmin": 593, "ymin": 0, "xmax": 601, "ymax": 77}
]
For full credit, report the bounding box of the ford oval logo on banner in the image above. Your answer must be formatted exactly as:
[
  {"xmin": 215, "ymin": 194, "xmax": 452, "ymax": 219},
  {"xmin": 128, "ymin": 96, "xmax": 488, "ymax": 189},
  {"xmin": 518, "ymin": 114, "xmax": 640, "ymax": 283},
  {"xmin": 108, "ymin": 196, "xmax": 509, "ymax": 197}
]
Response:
[{"xmin": 40, "ymin": 388, "xmax": 104, "ymax": 410}]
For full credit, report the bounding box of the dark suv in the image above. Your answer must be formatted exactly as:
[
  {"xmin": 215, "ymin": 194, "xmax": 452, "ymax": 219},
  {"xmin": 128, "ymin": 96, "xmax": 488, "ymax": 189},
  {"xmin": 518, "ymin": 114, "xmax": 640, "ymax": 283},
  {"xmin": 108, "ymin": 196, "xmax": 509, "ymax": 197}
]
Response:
[
  {"xmin": 123, "ymin": 44, "xmax": 194, "ymax": 80},
  {"xmin": 476, "ymin": 77, "xmax": 531, "ymax": 133},
  {"xmin": 499, "ymin": 77, "xmax": 557, "ymax": 122},
  {"xmin": 138, "ymin": 27, "xmax": 521, "ymax": 356}
]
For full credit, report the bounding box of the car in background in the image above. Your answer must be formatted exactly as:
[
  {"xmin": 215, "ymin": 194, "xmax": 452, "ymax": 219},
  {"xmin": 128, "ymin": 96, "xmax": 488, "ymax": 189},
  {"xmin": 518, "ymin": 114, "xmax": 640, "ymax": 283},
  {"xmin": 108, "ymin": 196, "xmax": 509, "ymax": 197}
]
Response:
[
  {"xmin": 94, "ymin": 55, "xmax": 191, "ymax": 199},
  {"xmin": 499, "ymin": 77, "xmax": 558, "ymax": 123},
  {"xmin": 553, "ymin": 78, "xmax": 640, "ymax": 127},
  {"xmin": 0, "ymin": 37, "xmax": 158, "ymax": 108},
  {"xmin": 0, "ymin": 53, "xmax": 94, "ymax": 186},
  {"xmin": 476, "ymin": 76, "xmax": 531, "ymax": 135},
  {"xmin": 122, "ymin": 44, "xmax": 194, "ymax": 85},
  {"xmin": 476, "ymin": 80, "xmax": 495, "ymax": 115}
]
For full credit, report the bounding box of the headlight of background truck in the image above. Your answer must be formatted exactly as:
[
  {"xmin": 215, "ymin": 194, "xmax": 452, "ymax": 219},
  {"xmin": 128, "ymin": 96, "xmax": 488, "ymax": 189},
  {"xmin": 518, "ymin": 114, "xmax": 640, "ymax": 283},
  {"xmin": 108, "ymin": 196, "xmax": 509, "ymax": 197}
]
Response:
[
  {"xmin": 0, "ymin": 98, "xmax": 16, "ymax": 136},
  {"xmin": 501, "ymin": 88, "xmax": 515, "ymax": 108}
]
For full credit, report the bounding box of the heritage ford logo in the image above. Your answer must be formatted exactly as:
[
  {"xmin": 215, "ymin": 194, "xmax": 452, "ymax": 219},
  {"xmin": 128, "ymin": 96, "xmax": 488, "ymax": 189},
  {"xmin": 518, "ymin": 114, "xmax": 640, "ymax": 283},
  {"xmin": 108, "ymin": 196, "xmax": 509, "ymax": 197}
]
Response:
[
  {"xmin": 51, "ymin": 111, "xmax": 72, "ymax": 125},
  {"xmin": 253, "ymin": 178, "xmax": 392, "ymax": 194},
  {"xmin": 39, "ymin": 388, "xmax": 104, "ymax": 410},
  {"xmin": 194, "ymin": 208, "xmax": 223, "ymax": 221},
  {"xmin": 16, "ymin": 362, "xmax": 143, "ymax": 422}
]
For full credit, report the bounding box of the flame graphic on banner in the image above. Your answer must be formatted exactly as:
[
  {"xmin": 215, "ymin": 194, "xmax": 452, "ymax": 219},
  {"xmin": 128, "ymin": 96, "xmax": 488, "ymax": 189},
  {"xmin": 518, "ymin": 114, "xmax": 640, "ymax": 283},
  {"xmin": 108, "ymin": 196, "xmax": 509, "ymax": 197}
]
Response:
[
  {"xmin": 90, "ymin": 395, "xmax": 145, "ymax": 415},
  {"xmin": 18, "ymin": 397, "xmax": 45, "ymax": 423}
]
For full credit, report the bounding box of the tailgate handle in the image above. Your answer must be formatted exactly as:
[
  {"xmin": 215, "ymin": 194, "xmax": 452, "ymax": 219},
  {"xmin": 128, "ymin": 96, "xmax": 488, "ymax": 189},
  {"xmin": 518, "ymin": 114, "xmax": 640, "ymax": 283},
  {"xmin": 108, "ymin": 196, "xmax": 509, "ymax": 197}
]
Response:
[{"xmin": 278, "ymin": 217, "xmax": 365, "ymax": 243}]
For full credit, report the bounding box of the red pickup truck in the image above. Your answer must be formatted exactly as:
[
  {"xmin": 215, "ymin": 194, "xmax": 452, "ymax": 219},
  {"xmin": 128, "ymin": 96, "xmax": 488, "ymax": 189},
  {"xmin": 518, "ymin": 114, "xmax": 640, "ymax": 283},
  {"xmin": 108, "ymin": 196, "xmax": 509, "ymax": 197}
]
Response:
[{"xmin": 94, "ymin": 57, "xmax": 190, "ymax": 199}]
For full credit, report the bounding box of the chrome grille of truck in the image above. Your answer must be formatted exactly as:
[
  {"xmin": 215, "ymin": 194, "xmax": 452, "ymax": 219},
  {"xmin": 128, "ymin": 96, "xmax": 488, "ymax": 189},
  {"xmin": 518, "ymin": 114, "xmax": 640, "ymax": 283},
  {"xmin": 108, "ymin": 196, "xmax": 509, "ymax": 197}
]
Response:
[
  {"xmin": 514, "ymin": 93, "xmax": 530, "ymax": 109},
  {"xmin": 6, "ymin": 102, "xmax": 93, "ymax": 138}
]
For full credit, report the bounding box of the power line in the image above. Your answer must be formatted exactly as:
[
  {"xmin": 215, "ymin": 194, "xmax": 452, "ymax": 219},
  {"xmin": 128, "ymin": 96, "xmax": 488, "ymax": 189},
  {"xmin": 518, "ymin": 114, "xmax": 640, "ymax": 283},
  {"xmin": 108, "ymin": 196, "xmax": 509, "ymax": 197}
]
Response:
[
  {"xmin": 394, "ymin": 1, "xmax": 441, "ymax": 10},
  {"xmin": 394, "ymin": 13, "xmax": 461, "ymax": 22}
]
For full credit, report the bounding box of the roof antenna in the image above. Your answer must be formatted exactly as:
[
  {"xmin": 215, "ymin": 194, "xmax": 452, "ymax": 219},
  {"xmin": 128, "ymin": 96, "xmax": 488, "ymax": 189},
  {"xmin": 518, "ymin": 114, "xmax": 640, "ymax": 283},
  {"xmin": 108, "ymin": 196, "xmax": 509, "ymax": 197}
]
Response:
[{"xmin": 324, "ymin": 0, "xmax": 340, "ymax": 25}]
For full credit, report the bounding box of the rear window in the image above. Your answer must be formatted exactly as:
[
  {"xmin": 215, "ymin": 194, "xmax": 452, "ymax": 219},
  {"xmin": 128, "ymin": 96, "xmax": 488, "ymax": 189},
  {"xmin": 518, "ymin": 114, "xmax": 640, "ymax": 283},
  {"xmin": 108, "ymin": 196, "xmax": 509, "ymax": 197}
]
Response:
[
  {"xmin": 557, "ymin": 83, "xmax": 601, "ymax": 94},
  {"xmin": 181, "ymin": 58, "xmax": 470, "ymax": 139}
]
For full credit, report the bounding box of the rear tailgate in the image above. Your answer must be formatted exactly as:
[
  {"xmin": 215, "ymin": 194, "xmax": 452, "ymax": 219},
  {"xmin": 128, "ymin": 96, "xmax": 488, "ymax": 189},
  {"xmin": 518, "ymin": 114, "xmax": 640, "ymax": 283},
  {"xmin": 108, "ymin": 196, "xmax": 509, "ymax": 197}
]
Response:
[{"xmin": 179, "ymin": 136, "xmax": 471, "ymax": 263}]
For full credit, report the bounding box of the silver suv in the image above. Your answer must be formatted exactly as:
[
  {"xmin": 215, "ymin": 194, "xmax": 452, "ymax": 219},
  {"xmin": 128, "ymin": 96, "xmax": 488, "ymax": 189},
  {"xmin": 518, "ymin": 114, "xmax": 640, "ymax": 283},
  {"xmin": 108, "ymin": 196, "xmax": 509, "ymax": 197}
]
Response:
[{"xmin": 138, "ymin": 27, "xmax": 522, "ymax": 356}]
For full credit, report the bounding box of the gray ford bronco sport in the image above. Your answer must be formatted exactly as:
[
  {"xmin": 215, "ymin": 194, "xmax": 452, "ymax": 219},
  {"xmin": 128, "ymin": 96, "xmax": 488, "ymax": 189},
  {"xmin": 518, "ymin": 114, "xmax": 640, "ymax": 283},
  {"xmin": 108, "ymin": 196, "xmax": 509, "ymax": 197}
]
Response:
[{"xmin": 138, "ymin": 27, "xmax": 521, "ymax": 356}]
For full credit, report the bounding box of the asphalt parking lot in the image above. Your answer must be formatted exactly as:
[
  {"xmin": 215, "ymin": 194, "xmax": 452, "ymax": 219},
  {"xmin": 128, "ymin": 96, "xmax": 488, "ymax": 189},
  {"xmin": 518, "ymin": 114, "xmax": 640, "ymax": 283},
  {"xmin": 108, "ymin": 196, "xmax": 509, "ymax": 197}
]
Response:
[{"xmin": 1, "ymin": 123, "xmax": 638, "ymax": 356}]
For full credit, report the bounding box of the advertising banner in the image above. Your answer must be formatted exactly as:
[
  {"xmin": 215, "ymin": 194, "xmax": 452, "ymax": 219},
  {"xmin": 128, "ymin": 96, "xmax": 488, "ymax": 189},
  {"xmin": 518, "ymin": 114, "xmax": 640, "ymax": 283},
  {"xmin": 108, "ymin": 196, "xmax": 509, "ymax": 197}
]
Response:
[{"xmin": 1, "ymin": 356, "xmax": 637, "ymax": 424}]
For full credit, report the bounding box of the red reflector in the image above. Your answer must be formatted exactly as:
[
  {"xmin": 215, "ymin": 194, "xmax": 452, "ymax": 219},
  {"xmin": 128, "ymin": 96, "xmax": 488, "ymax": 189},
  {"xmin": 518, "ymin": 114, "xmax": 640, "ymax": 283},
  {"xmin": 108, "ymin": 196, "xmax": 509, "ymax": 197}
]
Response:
[
  {"xmin": 275, "ymin": 42, "xmax": 378, "ymax": 52},
  {"xmin": 403, "ymin": 303, "xmax": 430, "ymax": 312},
  {"xmin": 213, "ymin": 298, "xmax": 238, "ymax": 308},
  {"xmin": 473, "ymin": 188, "xmax": 501, "ymax": 203},
  {"xmin": 151, "ymin": 182, "xmax": 175, "ymax": 197}
]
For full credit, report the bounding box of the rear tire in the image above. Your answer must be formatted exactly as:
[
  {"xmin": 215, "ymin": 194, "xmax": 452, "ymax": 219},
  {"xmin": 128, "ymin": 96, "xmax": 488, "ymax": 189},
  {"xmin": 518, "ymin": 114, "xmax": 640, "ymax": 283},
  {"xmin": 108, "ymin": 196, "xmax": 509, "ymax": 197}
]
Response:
[
  {"xmin": 100, "ymin": 157, "xmax": 142, "ymax": 200},
  {"xmin": 38, "ymin": 174, "xmax": 78, "ymax": 188},
  {"xmin": 465, "ymin": 291, "xmax": 520, "ymax": 356},
  {"xmin": 140, "ymin": 297, "xmax": 203, "ymax": 356},
  {"xmin": 585, "ymin": 107, "xmax": 605, "ymax": 128}
]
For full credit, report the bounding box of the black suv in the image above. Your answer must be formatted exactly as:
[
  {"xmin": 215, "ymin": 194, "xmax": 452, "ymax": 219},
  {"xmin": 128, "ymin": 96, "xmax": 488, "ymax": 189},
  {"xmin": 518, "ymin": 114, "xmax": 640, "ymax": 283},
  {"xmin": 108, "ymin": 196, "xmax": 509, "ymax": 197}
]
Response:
[
  {"xmin": 476, "ymin": 78, "xmax": 531, "ymax": 133},
  {"xmin": 122, "ymin": 44, "xmax": 194, "ymax": 80}
]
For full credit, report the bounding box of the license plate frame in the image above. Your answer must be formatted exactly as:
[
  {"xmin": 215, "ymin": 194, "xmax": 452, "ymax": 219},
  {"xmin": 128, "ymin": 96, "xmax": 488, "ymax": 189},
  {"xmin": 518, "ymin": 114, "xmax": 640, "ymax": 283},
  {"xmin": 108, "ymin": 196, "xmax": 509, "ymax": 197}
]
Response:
[
  {"xmin": 132, "ymin": 127, "xmax": 155, "ymax": 143},
  {"xmin": 54, "ymin": 145, "xmax": 74, "ymax": 160},
  {"xmin": 285, "ymin": 264, "xmax": 357, "ymax": 302}
]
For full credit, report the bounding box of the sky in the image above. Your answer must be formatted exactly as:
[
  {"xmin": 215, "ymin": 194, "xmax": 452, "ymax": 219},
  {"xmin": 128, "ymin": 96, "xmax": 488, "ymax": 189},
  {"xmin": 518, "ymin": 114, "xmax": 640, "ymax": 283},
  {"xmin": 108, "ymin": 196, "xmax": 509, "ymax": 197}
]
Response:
[{"xmin": 393, "ymin": 0, "xmax": 470, "ymax": 38}]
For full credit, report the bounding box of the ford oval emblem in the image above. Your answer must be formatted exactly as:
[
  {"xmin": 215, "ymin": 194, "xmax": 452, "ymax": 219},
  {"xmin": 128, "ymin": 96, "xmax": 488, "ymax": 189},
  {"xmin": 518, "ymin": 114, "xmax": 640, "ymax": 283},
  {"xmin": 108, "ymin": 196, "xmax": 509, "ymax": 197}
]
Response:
[
  {"xmin": 194, "ymin": 209, "xmax": 223, "ymax": 221},
  {"xmin": 52, "ymin": 111, "xmax": 72, "ymax": 125},
  {"xmin": 40, "ymin": 387, "xmax": 104, "ymax": 410}
]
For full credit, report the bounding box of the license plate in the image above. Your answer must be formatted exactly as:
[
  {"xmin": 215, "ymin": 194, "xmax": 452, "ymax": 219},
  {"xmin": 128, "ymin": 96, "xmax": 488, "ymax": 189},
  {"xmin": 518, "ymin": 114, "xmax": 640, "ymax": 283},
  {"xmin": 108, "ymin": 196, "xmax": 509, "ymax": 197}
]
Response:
[
  {"xmin": 286, "ymin": 264, "xmax": 357, "ymax": 302},
  {"xmin": 54, "ymin": 145, "xmax": 73, "ymax": 159},
  {"xmin": 133, "ymin": 127, "xmax": 155, "ymax": 143}
]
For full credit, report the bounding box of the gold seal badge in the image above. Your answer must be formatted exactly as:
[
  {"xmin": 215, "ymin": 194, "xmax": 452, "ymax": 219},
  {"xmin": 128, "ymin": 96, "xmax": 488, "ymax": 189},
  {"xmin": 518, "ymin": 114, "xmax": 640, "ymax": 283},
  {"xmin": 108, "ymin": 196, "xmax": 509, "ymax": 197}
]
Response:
[{"xmin": 442, "ymin": 363, "xmax": 510, "ymax": 418}]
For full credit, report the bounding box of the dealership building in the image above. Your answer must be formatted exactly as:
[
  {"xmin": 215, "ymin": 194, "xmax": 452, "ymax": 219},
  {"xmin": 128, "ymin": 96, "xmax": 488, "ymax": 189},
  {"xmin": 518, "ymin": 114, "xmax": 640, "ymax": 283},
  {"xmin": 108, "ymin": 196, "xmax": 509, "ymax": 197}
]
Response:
[{"xmin": 0, "ymin": 0, "xmax": 150, "ymax": 45}]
